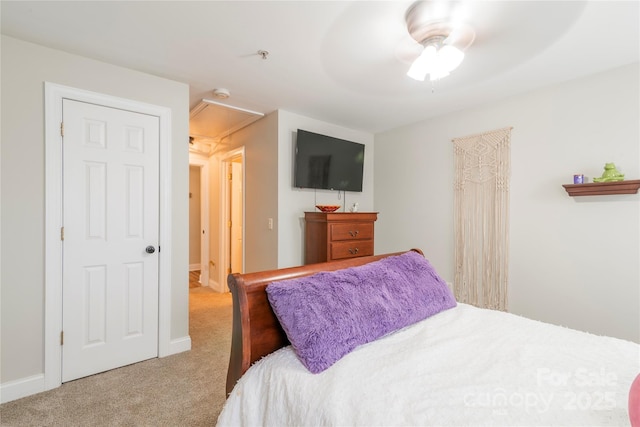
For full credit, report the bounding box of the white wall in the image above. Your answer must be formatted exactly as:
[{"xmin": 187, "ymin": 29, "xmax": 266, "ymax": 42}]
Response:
[
  {"xmin": 375, "ymin": 64, "xmax": 639, "ymax": 342},
  {"xmin": 214, "ymin": 111, "xmax": 279, "ymax": 276},
  {"xmin": 209, "ymin": 109, "xmax": 375, "ymax": 277},
  {"xmin": 1, "ymin": 36, "xmax": 190, "ymax": 390},
  {"xmin": 277, "ymin": 110, "xmax": 375, "ymax": 268}
]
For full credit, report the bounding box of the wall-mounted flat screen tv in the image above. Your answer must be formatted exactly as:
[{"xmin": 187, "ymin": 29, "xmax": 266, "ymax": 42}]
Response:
[{"xmin": 294, "ymin": 129, "xmax": 365, "ymax": 192}]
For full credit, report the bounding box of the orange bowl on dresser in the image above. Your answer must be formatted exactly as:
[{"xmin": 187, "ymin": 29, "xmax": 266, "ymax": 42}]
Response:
[{"xmin": 315, "ymin": 205, "xmax": 341, "ymax": 213}]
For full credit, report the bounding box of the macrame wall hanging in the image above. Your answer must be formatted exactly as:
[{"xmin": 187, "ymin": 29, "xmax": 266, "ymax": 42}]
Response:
[{"xmin": 452, "ymin": 127, "xmax": 512, "ymax": 311}]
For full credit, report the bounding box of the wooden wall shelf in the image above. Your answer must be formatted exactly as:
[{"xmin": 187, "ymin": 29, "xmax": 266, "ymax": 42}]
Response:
[{"xmin": 562, "ymin": 179, "xmax": 640, "ymax": 196}]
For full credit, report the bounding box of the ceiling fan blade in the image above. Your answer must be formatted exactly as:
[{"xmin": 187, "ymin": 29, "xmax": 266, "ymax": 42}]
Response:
[
  {"xmin": 395, "ymin": 35, "xmax": 424, "ymax": 64},
  {"xmin": 443, "ymin": 24, "xmax": 475, "ymax": 50}
]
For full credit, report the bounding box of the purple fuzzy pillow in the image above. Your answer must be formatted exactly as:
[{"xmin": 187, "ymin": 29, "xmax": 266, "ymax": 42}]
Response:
[{"xmin": 265, "ymin": 251, "xmax": 457, "ymax": 373}]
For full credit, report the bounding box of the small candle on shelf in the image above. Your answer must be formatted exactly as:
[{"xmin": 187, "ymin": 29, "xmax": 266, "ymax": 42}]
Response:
[{"xmin": 573, "ymin": 174, "xmax": 584, "ymax": 184}]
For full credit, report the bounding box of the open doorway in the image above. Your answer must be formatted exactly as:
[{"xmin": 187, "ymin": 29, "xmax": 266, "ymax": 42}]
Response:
[
  {"xmin": 220, "ymin": 147, "xmax": 245, "ymax": 288},
  {"xmin": 189, "ymin": 99, "xmax": 259, "ymax": 293},
  {"xmin": 189, "ymin": 165, "xmax": 201, "ymax": 286},
  {"xmin": 189, "ymin": 154, "xmax": 210, "ymax": 288}
]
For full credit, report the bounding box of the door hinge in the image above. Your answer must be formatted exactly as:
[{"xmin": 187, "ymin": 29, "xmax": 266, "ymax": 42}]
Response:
[
  {"xmin": 228, "ymin": 172, "xmax": 232, "ymax": 181},
  {"xmin": 60, "ymin": 331, "xmax": 64, "ymax": 345},
  {"xmin": 60, "ymin": 122, "xmax": 64, "ymax": 137},
  {"xmin": 227, "ymin": 267, "xmax": 232, "ymax": 274},
  {"xmin": 227, "ymin": 220, "xmax": 232, "ymax": 228},
  {"xmin": 61, "ymin": 227, "xmax": 64, "ymax": 241}
]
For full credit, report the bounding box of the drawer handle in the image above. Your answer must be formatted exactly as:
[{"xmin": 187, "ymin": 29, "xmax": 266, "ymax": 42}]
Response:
[
  {"xmin": 348, "ymin": 247, "xmax": 359, "ymax": 254},
  {"xmin": 349, "ymin": 230, "xmax": 359, "ymax": 237}
]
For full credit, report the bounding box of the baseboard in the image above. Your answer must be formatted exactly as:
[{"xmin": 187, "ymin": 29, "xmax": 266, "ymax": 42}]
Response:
[
  {"xmin": 189, "ymin": 264, "xmax": 201, "ymax": 271},
  {"xmin": 209, "ymin": 278, "xmax": 229, "ymax": 294},
  {"xmin": 2, "ymin": 337, "xmax": 191, "ymax": 404},
  {"xmin": 208, "ymin": 277, "xmax": 219, "ymax": 292},
  {"xmin": 1, "ymin": 374, "xmax": 45, "ymax": 404},
  {"xmin": 165, "ymin": 335, "xmax": 191, "ymax": 356}
]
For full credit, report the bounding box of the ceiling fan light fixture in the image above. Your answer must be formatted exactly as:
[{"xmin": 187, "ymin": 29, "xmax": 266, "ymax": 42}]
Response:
[
  {"xmin": 405, "ymin": 1, "xmax": 474, "ymax": 82},
  {"xmin": 428, "ymin": 67, "xmax": 450, "ymax": 82},
  {"xmin": 438, "ymin": 45, "xmax": 465, "ymax": 70},
  {"xmin": 406, "ymin": 44, "xmax": 437, "ymax": 81},
  {"xmin": 406, "ymin": 39, "xmax": 465, "ymax": 82}
]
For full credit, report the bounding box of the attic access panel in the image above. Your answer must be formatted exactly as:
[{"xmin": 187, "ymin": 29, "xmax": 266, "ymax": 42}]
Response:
[{"xmin": 189, "ymin": 99, "xmax": 264, "ymax": 143}]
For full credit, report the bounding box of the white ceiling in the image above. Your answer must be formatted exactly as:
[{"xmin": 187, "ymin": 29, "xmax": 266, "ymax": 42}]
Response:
[{"xmin": 2, "ymin": 1, "xmax": 638, "ymax": 135}]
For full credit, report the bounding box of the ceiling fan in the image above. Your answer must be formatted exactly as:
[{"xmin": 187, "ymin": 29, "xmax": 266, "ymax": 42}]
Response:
[{"xmin": 403, "ymin": 0, "xmax": 475, "ymax": 82}]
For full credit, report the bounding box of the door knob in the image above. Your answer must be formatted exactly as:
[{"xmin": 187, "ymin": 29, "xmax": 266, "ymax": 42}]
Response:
[{"xmin": 145, "ymin": 245, "xmax": 156, "ymax": 254}]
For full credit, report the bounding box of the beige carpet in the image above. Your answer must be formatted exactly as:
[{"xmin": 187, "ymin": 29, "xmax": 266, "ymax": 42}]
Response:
[{"xmin": 0, "ymin": 287, "xmax": 232, "ymax": 426}]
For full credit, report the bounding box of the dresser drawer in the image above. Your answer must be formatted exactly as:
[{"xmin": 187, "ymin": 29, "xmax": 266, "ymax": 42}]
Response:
[
  {"xmin": 304, "ymin": 212, "xmax": 378, "ymax": 265},
  {"xmin": 330, "ymin": 240, "xmax": 374, "ymax": 260},
  {"xmin": 330, "ymin": 222, "xmax": 374, "ymax": 241}
]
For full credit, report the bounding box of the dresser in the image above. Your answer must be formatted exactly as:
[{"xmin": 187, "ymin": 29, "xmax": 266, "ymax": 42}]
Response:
[{"xmin": 304, "ymin": 212, "xmax": 378, "ymax": 265}]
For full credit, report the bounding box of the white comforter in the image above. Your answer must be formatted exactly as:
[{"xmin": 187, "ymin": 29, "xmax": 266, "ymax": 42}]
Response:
[{"xmin": 217, "ymin": 304, "xmax": 639, "ymax": 426}]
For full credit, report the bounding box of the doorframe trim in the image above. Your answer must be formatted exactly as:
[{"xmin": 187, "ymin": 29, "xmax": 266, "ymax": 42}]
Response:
[
  {"xmin": 219, "ymin": 147, "xmax": 245, "ymax": 291},
  {"xmin": 44, "ymin": 82, "xmax": 173, "ymax": 390}
]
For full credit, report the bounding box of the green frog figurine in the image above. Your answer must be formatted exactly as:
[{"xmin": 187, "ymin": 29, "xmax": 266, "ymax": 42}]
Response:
[{"xmin": 593, "ymin": 162, "xmax": 624, "ymax": 182}]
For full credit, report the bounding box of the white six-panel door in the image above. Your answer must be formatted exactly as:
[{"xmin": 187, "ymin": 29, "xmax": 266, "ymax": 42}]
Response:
[{"xmin": 62, "ymin": 99, "xmax": 159, "ymax": 382}]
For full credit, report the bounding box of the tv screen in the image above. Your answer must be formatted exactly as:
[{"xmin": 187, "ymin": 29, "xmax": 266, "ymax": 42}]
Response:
[{"xmin": 294, "ymin": 129, "xmax": 365, "ymax": 192}]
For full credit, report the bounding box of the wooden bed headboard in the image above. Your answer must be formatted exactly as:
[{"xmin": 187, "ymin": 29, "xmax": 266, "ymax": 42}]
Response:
[{"xmin": 225, "ymin": 249, "xmax": 424, "ymax": 395}]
